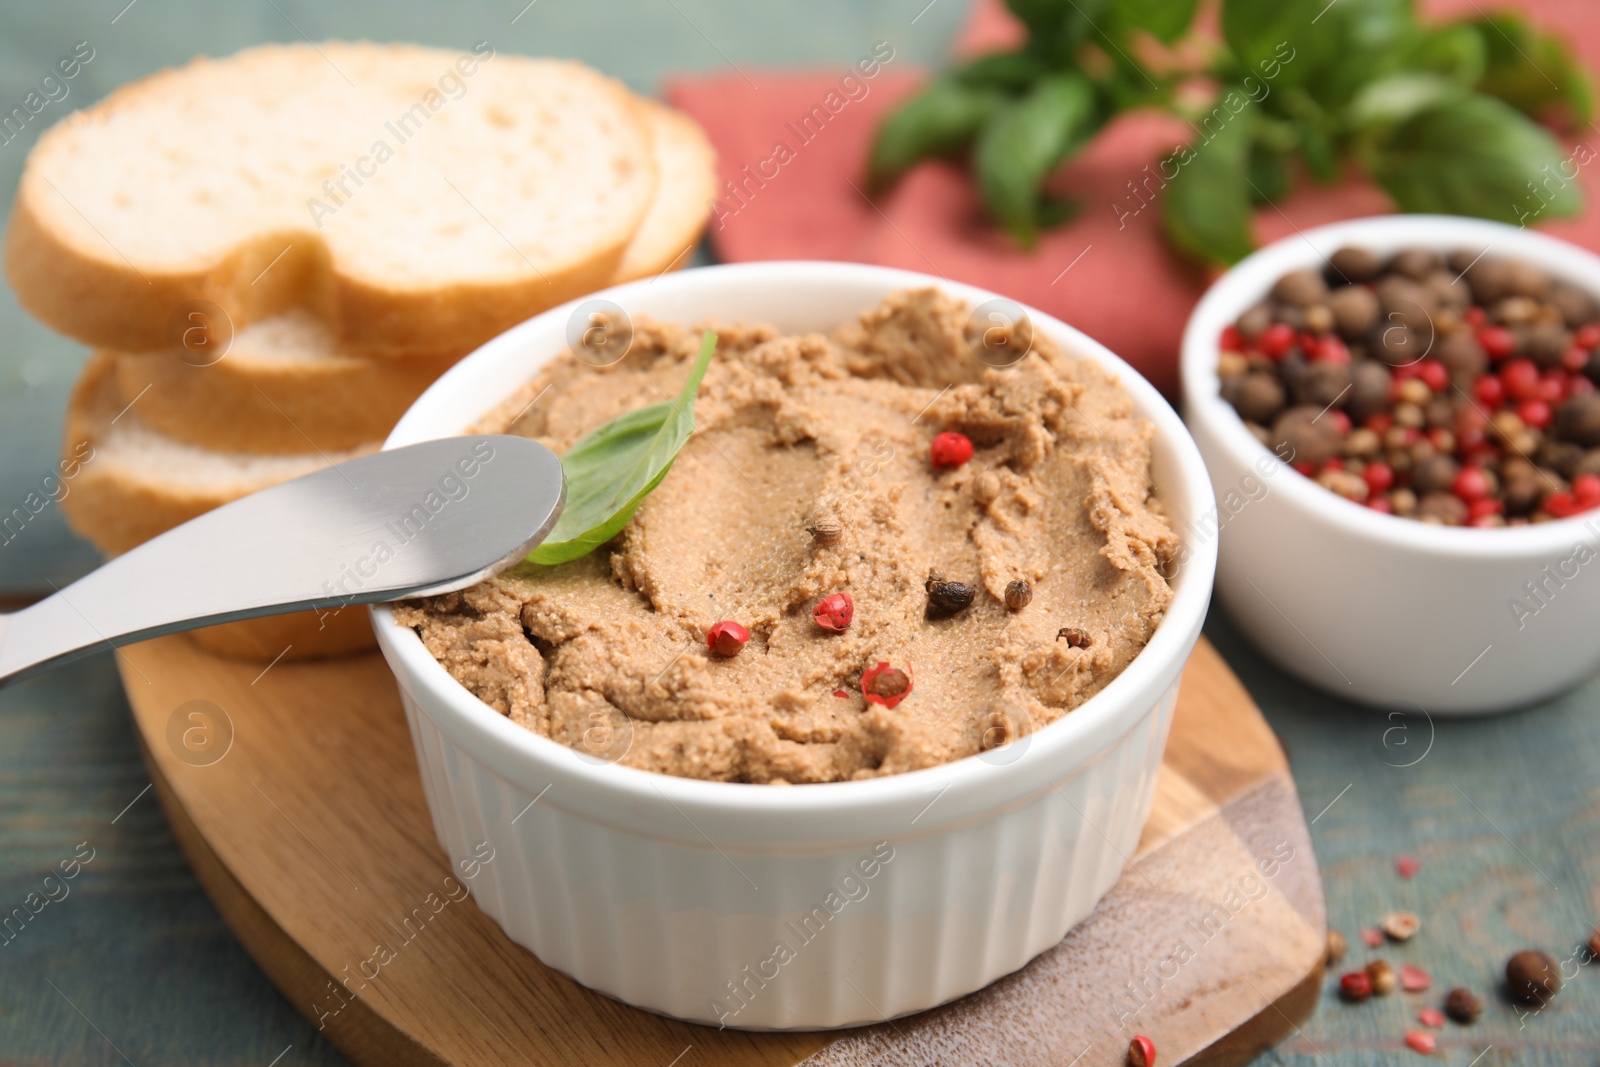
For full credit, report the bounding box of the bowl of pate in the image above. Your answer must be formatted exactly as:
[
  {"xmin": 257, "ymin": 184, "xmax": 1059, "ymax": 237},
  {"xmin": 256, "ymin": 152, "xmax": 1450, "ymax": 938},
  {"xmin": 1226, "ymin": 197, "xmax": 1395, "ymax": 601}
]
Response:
[{"xmin": 372, "ymin": 261, "xmax": 1217, "ymax": 1028}]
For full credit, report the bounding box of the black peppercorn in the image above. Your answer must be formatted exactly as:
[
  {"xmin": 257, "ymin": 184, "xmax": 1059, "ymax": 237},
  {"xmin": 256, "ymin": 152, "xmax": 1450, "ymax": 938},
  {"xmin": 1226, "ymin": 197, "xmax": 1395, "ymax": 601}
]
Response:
[
  {"xmin": 1505, "ymin": 949, "xmax": 1561, "ymax": 1006},
  {"xmin": 925, "ymin": 572, "xmax": 975, "ymax": 618},
  {"xmin": 1444, "ymin": 987, "xmax": 1482, "ymax": 1024},
  {"xmin": 1057, "ymin": 627, "xmax": 1090, "ymax": 648},
  {"xmin": 1554, "ymin": 392, "xmax": 1600, "ymax": 448}
]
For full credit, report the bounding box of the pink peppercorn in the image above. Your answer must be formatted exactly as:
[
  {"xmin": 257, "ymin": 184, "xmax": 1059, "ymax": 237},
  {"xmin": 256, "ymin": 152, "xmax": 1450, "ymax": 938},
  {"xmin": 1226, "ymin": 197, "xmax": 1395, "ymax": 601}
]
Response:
[
  {"xmin": 812, "ymin": 593, "xmax": 854, "ymax": 632},
  {"xmin": 1257, "ymin": 322, "xmax": 1296, "ymax": 359},
  {"xmin": 707, "ymin": 620, "xmax": 750, "ymax": 657},
  {"xmin": 1452, "ymin": 466, "xmax": 1492, "ymax": 503},
  {"xmin": 1479, "ymin": 325, "xmax": 1517, "ymax": 360},
  {"xmin": 930, "ymin": 432, "xmax": 974, "ymax": 469}
]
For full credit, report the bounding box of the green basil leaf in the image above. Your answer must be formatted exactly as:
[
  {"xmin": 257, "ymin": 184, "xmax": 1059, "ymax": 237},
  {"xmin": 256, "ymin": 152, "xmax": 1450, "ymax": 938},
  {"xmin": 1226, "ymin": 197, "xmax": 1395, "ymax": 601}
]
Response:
[
  {"xmin": 1037, "ymin": 194, "xmax": 1081, "ymax": 227},
  {"xmin": 1008, "ymin": 0, "xmax": 1108, "ymax": 64},
  {"xmin": 1112, "ymin": 0, "xmax": 1201, "ymax": 44},
  {"xmin": 1161, "ymin": 93, "xmax": 1257, "ymax": 264},
  {"xmin": 1299, "ymin": 122, "xmax": 1340, "ymax": 183},
  {"xmin": 1004, "ymin": 0, "xmax": 1075, "ymax": 38},
  {"xmin": 953, "ymin": 50, "xmax": 1048, "ymax": 90},
  {"xmin": 1346, "ymin": 71, "xmax": 1467, "ymax": 130},
  {"xmin": 1246, "ymin": 141, "xmax": 1289, "ymax": 204},
  {"xmin": 528, "ymin": 330, "xmax": 718, "ymax": 565},
  {"xmin": 1220, "ymin": 0, "xmax": 1320, "ymax": 90},
  {"xmin": 1468, "ymin": 12, "xmax": 1595, "ymax": 128},
  {"xmin": 1222, "ymin": 0, "xmax": 1412, "ymax": 105},
  {"xmin": 1367, "ymin": 93, "xmax": 1583, "ymax": 224},
  {"xmin": 1312, "ymin": 0, "xmax": 1415, "ymax": 107},
  {"xmin": 868, "ymin": 78, "xmax": 1001, "ymax": 188},
  {"xmin": 1405, "ymin": 23, "xmax": 1486, "ymax": 87},
  {"xmin": 974, "ymin": 72, "xmax": 1095, "ymax": 247}
]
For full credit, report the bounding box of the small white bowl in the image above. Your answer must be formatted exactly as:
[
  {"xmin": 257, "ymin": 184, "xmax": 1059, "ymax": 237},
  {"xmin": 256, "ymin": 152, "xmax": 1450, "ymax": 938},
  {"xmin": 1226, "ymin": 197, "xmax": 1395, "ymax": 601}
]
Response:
[
  {"xmin": 372, "ymin": 261, "xmax": 1217, "ymax": 1028},
  {"xmin": 1182, "ymin": 215, "xmax": 1600, "ymax": 715}
]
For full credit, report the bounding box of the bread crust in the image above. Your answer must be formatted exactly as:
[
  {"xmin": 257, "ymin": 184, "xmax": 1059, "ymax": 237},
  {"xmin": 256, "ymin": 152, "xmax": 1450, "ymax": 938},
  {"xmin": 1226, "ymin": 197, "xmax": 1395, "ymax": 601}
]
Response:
[
  {"xmin": 112, "ymin": 336, "xmax": 459, "ymax": 454},
  {"xmin": 612, "ymin": 99, "xmax": 718, "ymax": 283},
  {"xmin": 60, "ymin": 353, "xmax": 378, "ymax": 661}
]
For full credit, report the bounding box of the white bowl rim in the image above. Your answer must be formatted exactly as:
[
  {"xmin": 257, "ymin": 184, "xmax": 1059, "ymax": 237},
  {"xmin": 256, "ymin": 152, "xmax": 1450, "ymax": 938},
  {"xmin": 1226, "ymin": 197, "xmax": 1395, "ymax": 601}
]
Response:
[
  {"xmin": 1181, "ymin": 214, "xmax": 1600, "ymax": 560},
  {"xmin": 372, "ymin": 260, "xmax": 1217, "ymax": 825}
]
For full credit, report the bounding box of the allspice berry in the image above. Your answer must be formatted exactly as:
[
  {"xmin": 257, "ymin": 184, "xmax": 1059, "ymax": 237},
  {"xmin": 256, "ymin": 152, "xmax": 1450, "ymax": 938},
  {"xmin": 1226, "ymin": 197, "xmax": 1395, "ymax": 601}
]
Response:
[
  {"xmin": 1272, "ymin": 406, "xmax": 1341, "ymax": 467},
  {"xmin": 1411, "ymin": 454, "xmax": 1461, "ymax": 495},
  {"xmin": 1366, "ymin": 959, "xmax": 1397, "ymax": 996},
  {"xmin": 1377, "ymin": 276, "xmax": 1435, "ymax": 331},
  {"xmin": 1444, "ymin": 987, "xmax": 1482, "ymax": 1024},
  {"xmin": 1417, "ymin": 491, "xmax": 1469, "ymax": 525},
  {"xmin": 1425, "ymin": 269, "xmax": 1471, "ymax": 309},
  {"xmin": 1235, "ymin": 372, "xmax": 1286, "ymax": 424},
  {"xmin": 1506, "ymin": 949, "xmax": 1561, "ymax": 1006},
  {"xmin": 1296, "ymin": 361, "xmax": 1352, "ymax": 409},
  {"xmin": 1504, "ymin": 258, "xmax": 1551, "ymax": 299},
  {"xmin": 1549, "ymin": 281, "xmax": 1598, "ymax": 327},
  {"xmin": 1466, "ymin": 258, "xmax": 1517, "ymax": 304},
  {"xmin": 1329, "ymin": 285, "xmax": 1380, "ymax": 338},
  {"xmin": 1329, "ymin": 245, "xmax": 1385, "ymax": 282},
  {"xmin": 1004, "ymin": 580, "xmax": 1032, "ymax": 612},
  {"xmin": 1389, "ymin": 246, "xmax": 1444, "ymax": 280},
  {"xmin": 1271, "ymin": 268, "xmax": 1328, "ymax": 306},
  {"xmin": 1325, "ymin": 929, "xmax": 1348, "ymax": 966},
  {"xmin": 1237, "ymin": 302, "xmax": 1274, "ymax": 338},
  {"xmin": 1348, "ymin": 361, "xmax": 1393, "ymax": 423},
  {"xmin": 1503, "ymin": 459, "xmax": 1546, "ymax": 516},
  {"xmin": 1524, "ymin": 321, "xmax": 1572, "ymax": 369},
  {"xmin": 1302, "ymin": 304, "xmax": 1335, "ymax": 334},
  {"xmin": 1436, "ymin": 331, "xmax": 1487, "ymax": 384}
]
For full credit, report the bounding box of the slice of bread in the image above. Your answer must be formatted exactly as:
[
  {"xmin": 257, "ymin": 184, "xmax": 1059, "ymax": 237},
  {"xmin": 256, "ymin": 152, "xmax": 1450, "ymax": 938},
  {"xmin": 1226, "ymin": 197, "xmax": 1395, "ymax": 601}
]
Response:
[
  {"xmin": 61, "ymin": 352, "xmax": 378, "ymax": 660},
  {"xmin": 96, "ymin": 97, "xmax": 711, "ymax": 456},
  {"xmin": 112, "ymin": 310, "xmax": 458, "ymax": 454},
  {"xmin": 613, "ymin": 99, "xmax": 717, "ymax": 282},
  {"xmin": 7, "ymin": 43, "xmax": 656, "ymax": 359}
]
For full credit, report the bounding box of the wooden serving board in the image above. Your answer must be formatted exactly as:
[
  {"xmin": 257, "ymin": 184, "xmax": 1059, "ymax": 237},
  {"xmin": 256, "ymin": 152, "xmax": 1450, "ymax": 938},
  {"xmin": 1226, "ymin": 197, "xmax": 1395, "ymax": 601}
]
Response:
[{"xmin": 116, "ymin": 634, "xmax": 1325, "ymax": 1067}]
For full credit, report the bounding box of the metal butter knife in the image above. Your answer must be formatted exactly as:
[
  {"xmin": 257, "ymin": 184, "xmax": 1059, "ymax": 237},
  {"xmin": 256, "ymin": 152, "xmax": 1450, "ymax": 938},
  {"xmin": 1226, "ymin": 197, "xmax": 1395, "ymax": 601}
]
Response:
[{"xmin": 0, "ymin": 434, "xmax": 564, "ymax": 686}]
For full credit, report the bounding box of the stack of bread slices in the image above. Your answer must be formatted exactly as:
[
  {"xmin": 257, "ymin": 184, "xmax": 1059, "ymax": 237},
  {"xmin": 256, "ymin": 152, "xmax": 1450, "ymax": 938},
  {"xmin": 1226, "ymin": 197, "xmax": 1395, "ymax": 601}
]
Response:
[{"xmin": 4, "ymin": 42, "xmax": 716, "ymax": 661}]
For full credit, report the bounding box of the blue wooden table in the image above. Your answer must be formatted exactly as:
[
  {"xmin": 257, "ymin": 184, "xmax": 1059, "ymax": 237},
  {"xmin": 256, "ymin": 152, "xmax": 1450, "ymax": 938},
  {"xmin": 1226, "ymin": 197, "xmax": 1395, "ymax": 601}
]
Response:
[{"xmin": 1, "ymin": 3, "xmax": 1596, "ymax": 1064}]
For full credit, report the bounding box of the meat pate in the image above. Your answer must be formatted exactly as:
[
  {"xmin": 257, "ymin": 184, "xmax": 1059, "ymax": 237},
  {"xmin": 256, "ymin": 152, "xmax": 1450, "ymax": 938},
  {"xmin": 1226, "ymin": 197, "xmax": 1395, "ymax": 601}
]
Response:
[{"xmin": 394, "ymin": 289, "xmax": 1177, "ymax": 783}]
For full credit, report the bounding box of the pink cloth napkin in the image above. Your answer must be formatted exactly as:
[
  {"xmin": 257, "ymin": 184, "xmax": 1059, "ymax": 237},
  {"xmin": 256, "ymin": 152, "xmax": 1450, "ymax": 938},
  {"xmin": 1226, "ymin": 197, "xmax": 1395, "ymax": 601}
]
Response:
[{"xmin": 667, "ymin": 0, "xmax": 1600, "ymax": 398}]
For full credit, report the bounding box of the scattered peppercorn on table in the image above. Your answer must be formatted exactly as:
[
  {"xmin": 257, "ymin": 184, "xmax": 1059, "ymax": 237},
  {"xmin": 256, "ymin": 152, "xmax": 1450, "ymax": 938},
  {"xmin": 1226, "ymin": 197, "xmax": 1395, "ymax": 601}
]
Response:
[{"xmin": 2, "ymin": 1, "xmax": 1600, "ymax": 1064}]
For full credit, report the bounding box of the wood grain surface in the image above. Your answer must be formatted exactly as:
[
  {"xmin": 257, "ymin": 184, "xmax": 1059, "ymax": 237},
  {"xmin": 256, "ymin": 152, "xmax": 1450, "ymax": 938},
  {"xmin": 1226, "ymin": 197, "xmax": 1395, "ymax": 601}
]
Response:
[{"xmin": 111, "ymin": 633, "xmax": 1323, "ymax": 1067}]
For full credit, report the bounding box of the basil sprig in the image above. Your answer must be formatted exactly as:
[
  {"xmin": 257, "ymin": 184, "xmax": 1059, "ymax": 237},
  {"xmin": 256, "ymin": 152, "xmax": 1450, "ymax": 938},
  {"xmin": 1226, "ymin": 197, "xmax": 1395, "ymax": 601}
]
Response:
[
  {"xmin": 528, "ymin": 330, "xmax": 717, "ymax": 565},
  {"xmin": 869, "ymin": 0, "xmax": 1593, "ymax": 262}
]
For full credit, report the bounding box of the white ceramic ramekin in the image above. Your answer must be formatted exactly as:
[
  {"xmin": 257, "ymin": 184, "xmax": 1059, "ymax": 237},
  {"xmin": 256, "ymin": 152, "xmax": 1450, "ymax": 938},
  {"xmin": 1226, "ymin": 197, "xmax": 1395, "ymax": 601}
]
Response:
[
  {"xmin": 372, "ymin": 262, "xmax": 1217, "ymax": 1029},
  {"xmin": 1183, "ymin": 215, "xmax": 1600, "ymax": 715}
]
